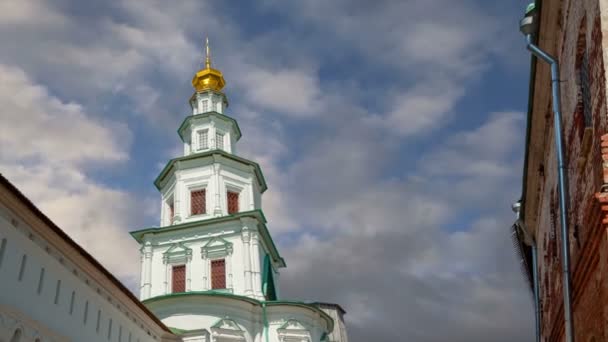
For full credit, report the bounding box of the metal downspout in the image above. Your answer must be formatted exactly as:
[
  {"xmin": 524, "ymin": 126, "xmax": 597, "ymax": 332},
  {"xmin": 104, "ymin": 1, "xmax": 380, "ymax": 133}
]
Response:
[
  {"xmin": 524, "ymin": 34, "xmax": 575, "ymax": 342},
  {"xmin": 262, "ymin": 302, "xmax": 269, "ymax": 342}
]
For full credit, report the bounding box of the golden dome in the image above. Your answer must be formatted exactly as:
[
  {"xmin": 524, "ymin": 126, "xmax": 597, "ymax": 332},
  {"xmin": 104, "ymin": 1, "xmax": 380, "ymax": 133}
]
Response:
[{"xmin": 192, "ymin": 37, "xmax": 226, "ymax": 92}]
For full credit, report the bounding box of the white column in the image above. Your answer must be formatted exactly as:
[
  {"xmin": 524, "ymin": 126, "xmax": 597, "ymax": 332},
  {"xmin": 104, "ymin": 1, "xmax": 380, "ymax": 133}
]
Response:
[
  {"xmin": 227, "ymin": 252, "xmax": 233, "ymax": 291},
  {"xmin": 210, "ymin": 122, "xmax": 217, "ymax": 149},
  {"xmin": 251, "ymin": 231, "xmax": 262, "ymax": 299},
  {"xmin": 213, "ymin": 163, "xmax": 222, "ymax": 217},
  {"xmin": 186, "ymin": 257, "xmax": 192, "ymax": 291},
  {"xmin": 202, "ymin": 252, "xmax": 209, "ymax": 290},
  {"xmin": 160, "ymin": 199, "xmax": 165, "ymax": 226},
  {"xmin": 142, "ymin": 242, "xmax": 153, "ymax": 300},
  {"xmin": 173, "ymin": 175, "xmax": 182, "ymax": 223},
  {"xmin": 139, "ymin": 249, "xmax": 145, "ymax": 299},
  {"xmin": 248, "ymin": 180, "xmax": 255, "ymax": 210},
  {"xmin": 164, "ymin": 263, "xmax": 170, "ymax": 294},
  {"xmin": 241, "ymin": 224, "xmax": 253, "ymax": 296}
]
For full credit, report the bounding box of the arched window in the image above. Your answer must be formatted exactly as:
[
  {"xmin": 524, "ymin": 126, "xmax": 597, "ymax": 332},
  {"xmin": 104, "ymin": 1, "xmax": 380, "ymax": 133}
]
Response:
[{"xmin": 10, "ymin": 329, "xmax": 22, "ymax": 342}]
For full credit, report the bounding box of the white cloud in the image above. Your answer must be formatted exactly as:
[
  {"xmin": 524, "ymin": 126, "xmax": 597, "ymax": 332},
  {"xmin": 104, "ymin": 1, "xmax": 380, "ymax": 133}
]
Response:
[
  {"xmin": 0, "ymin": 63, "xmax": 140, "ymax": 282},
  {"xmin": 0, "ymin": 0, "xmax": 66, "ymax": 27},
  {"xmin": 233, "ymin": 106, "xmax": 297, "ymax": 232},
  {"xmin": 236, "ymin": 68, "xmax": 322, "ymax": 117},
  {"xmin": 0, "ymin": 64, "xmax": 131, "ymax": 165},
  {"xmin": 375, "ymin": 80, "xmax": 465, "ymax": 136},
  {"xmin": 275, "ymin": 109, "xmax": 531, "ymax": 341},
  {"xmin": 418, "ymin": 111, "xmax": 524, "ymax": 178}
]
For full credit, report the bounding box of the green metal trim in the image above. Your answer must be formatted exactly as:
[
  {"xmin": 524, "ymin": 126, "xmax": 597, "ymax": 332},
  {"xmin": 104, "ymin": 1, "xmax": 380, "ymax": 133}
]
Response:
[
  {"xmin": 262, "ymin": 254, "xmax": 277, "ymax": 300},
  {"xmin": 262, "ymin": 302, "xmax": 269, "ymax": 342},
  {"xmin": 177, "ymin": 111, "xmax": 242, "ymax": 142},
  {"xmin": 154, "ymin": 149, "xmax": 267, "ymax": 193},
  {"xmin": 130, "ymin": 209, "xmax": 286, "ymax": 267},
  {"xmin": 169, "ymin": 327, "xmax": 189, "ymax": 335},
  {"xmin": 142, "ymin": 291, "xmax": 261, "ymax": 306}
]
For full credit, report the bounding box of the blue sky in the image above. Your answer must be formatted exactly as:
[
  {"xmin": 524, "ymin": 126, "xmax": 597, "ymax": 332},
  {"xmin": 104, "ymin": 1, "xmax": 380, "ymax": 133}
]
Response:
[{"xmin": 0, "ymin": 0, "xmax": 536, "ymax": 340}]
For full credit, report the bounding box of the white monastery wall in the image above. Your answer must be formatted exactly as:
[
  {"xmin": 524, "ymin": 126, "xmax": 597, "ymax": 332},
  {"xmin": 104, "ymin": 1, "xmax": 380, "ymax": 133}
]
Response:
[{"xmin": 0, "ymin": 193, "xmax": 173, "ymax": 342}]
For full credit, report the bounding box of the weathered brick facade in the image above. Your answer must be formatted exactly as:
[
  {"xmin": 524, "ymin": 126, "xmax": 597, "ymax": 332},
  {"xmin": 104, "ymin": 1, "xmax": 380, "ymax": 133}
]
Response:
[{"xmin": 521, "ymin": 0, "xmax": 608, "ymax": 341}]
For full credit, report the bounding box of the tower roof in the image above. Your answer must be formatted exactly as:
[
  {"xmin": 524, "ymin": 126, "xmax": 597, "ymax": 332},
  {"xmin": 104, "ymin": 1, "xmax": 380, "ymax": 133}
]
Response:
[{"xmin": 192, "ymin": 37, "xmax": 226, "ymax": 92}]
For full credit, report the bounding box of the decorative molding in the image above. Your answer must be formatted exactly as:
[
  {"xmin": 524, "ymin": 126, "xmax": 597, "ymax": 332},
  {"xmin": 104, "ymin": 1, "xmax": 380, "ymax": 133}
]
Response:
[
  {"xmin": 163, "ymin": 242, "xmax": 193, "ymax": 264},
  {"xmin": 277, "ymin": 319, "xmax": 312, "ymax": 342},
  {"xmin": 201, "ymin": 237, "xmax": 233, "ymax": 259},
  {"xmin": 210, "ymin": 317, "xmax": 245, "ymax": 341}
]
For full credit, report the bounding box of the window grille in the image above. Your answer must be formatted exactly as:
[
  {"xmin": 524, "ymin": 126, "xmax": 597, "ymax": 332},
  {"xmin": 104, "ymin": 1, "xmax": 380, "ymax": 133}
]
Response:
[
  {"xmin": 172, "ymin": 265, "xmax": 186, "ymax": 293},
  {"xmin": 211, "ymin": 259, "xmax": 226, "ymax": 289},
  {"xmin": 191, "ymin": 189, "xmax": 206, "ymax": 215},
  {"xmin": 198, "ymin": 130, "xmax": 209, "ymax": 150},
  {"xmin": 216, "ymin": 132, "xmax": 224, "ymax": 150},
  {"xmin": 201, "ymin": 100, "xmax": 208, "ymax": 112},
  {"xmin": 227, "ymin": 191, "xmax": 239, "ymax": 214}
]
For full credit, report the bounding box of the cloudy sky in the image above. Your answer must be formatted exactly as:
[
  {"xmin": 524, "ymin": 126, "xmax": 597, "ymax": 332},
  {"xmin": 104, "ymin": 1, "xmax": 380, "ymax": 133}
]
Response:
[{"xmin": 0, "ymin": 0, "xmax": 536, "ymax": 340}]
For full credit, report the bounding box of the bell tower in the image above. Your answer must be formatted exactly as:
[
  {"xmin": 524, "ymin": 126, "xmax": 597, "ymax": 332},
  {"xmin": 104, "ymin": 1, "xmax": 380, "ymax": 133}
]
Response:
[{"xmin": 131, "ymin": 38, "xmax": 283, "ymax": 302}]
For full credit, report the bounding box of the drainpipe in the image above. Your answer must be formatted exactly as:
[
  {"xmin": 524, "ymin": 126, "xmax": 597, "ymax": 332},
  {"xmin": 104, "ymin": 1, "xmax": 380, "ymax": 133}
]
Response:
[
  {"xmin": 520, "ymin": 4, "xmax": 575, "ymax": 342},
  {"xmin": 262, "ymin": 302, "xmax": 269, "ymax": 342}
]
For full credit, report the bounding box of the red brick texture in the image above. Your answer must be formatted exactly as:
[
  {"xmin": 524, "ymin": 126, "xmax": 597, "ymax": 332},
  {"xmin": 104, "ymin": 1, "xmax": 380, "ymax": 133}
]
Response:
[{"xmin": 531, "ymin": 1, "xmax": 608, "ymax": 341}]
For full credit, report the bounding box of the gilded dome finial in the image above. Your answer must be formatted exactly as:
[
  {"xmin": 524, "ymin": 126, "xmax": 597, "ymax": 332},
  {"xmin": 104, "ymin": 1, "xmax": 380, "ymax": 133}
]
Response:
[
  {"xmin": 192, "ymin": 35, "xmax": 226, "ymax": 92},
  {"xmin": 205, "ymin": 36, "xmax": 211, "ymax": 69}
]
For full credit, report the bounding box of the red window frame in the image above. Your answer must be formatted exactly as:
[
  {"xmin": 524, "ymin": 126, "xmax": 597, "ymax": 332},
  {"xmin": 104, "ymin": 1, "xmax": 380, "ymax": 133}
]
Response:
[
  {"xmin": 211, "ymin": 259, "xmax": 226, "ymax": 289},
  {"xmin": 227, "ymin": 191, "xmax": 239, "ymax": 214},
  {"xmin": 191, "ymin": 189, "xmax": 206, "ymax": 215},
  {"xmin": 172, "ymin": 265, "xmax": 186, "ymax": 293}
]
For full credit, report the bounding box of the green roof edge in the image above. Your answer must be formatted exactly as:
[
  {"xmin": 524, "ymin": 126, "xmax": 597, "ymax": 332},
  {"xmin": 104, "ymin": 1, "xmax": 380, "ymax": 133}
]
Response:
[
  {"xmin": 154, "ymin": 149, "xmax": 268, "ymax": 193},
  {"xmin": 177, "ymin": 111, "xmax": 242, "ymax": 142},
  {"xmin": 129, "ymin": 209, "xmax": 285, "ymax": 267},
  {"xmin": 168, "ymin": 327, "xmax": 190, "ymax": 335}
]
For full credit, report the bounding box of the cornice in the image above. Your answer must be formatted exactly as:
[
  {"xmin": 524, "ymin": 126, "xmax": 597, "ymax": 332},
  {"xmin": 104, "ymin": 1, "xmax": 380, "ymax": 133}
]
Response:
[{"xmin": 154, "ymin": 150, "xmax": 267, "ymax": 193}]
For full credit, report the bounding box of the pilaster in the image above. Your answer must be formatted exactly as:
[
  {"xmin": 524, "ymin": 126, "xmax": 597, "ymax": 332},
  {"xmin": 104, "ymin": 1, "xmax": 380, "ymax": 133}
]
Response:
[
  {"xmin": 213, "ymin": 163, "xmax": 222, "ymax": 217},
  {"xmin": 241, "ymin": 219, "xmax": 254, "ymax": 296},
  {"xmin": 173, "ymin": 173, "xmax": 182, "ymax": 224},
  {"xmin": 141, "ymin": 240, "xmax": 153, "ymax": 300},
  {"xmin": 251, "ymin": 231, "xmax": 263, "ymax": 299}
]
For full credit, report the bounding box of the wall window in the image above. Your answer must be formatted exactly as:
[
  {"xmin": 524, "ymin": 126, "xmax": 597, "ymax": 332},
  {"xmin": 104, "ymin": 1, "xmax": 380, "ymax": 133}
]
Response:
[
  {"xmin": 198, "ymin": 130, "xmax": 209, "ymax": 150},
  {"xmin": 201, "ymin": 99, "xmax": 209, "ymax": 112},
  {"xmin": 227, "ymin": 191, "xmax": 239, "ymax": 214},
  {"xmin": 216, "ymin": 132, "xmax": 224, "ymax": 150},
  {"xmin": 172, "ymin": 265, "xmax": 186, "ymax": 293},
  {"xmin": 211, "ymin": 259, "xmax": 226, "ymax": 289},
  {"xmin": 191, "ymin": 189, "xmax": 206, "ymax": 215}
]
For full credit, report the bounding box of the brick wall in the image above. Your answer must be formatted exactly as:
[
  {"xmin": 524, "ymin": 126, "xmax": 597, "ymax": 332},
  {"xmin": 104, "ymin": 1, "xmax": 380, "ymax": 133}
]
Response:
[{"xmin": 526, "ymin": 0, "xmax": 608, "ymax": 341}]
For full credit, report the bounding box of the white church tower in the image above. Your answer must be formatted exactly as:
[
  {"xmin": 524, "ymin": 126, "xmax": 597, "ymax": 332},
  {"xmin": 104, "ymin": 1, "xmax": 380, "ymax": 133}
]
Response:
[{"xmin": 130, "ymin": 39, "xmax": 348, "ymax": 342}]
